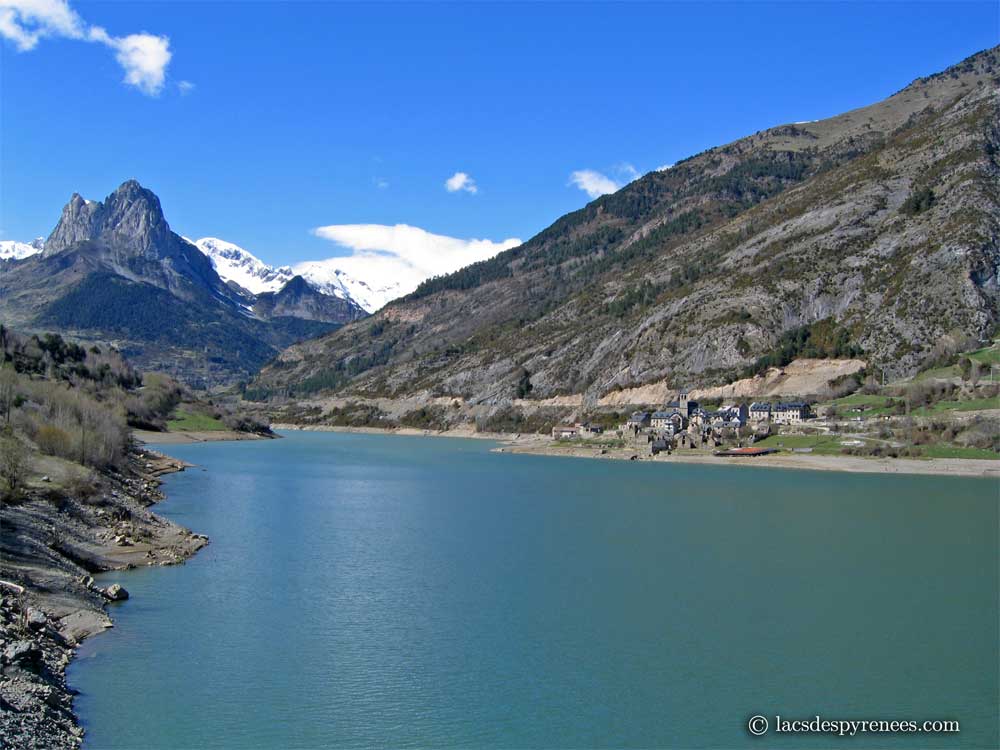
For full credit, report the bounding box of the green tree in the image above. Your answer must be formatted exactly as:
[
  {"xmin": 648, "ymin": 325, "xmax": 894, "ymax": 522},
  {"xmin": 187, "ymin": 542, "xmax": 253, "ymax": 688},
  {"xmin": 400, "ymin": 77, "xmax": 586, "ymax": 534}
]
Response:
[{"xmin": 515, "ymin": 368, "xmax": 533, "ymax": 399}]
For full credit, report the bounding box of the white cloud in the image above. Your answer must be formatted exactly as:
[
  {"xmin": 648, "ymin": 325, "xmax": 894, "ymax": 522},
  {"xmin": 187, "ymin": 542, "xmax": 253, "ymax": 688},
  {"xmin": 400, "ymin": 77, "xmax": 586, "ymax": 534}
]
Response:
[
  {"xmin": 445, "ymin": 171, "xmax": 478, "ymax": 194},
  {"xmin": 177, "ymin": 79, "xmax": 195, "ymax": 94},
  {"xmin": 0, "ymin": 1, "xmax": 172, "ymax": 95},
  {"xmin": 109, "ymin": 32, "xmax": 171, "ymax": 95},
  {"xmin": 304, "ymin": 223, "xmax": 521, "ymax": 307},
  {"xmin": 0, "ymin": 0, "xmax": 81, "ymax": 49},
  {"xmin": 568, "ymin": 169, "xmax": 620, "ymax": 199},
  {"xmin": 569, "ymin": 163, "xmax": 644, "ymax": 199},
  {"xmin": 657, "ymin": 163, "xmax": 674, "ymax": 171}
]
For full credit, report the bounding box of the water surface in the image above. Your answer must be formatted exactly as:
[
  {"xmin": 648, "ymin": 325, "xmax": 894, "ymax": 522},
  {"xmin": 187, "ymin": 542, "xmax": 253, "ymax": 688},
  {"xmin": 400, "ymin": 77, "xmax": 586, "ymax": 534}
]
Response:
[{"xmin": 70, "ymin": 431, "xmax": 999, "ymax": 748}]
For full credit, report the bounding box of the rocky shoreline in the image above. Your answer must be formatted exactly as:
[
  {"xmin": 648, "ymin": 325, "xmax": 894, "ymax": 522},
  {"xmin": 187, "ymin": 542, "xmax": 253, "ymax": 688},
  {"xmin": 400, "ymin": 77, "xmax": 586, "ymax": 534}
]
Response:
[{"xmin": 0, "ymin": 446, "xmax": 206, "ymax": 749}]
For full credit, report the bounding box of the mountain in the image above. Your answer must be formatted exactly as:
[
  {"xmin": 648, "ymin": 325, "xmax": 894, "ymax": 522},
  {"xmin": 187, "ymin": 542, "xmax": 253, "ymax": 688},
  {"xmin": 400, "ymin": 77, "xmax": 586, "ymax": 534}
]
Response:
[
  {"xmin": 0, "ymin": 237, "xmax": 44, "ymax": 262},
  {"xmin": 191, "ymin": 236, "xmax": 394, "ymax": 313},
  {"xmin": 0, "ymin": 181, "xmax": 367, "ymax": 386},
  {"xmin": 192, "ymin": 237, "xmax": 295, "ymax": 295},
  {"xmin": 291, "ymin": 259, "xmax": 404, "ymax": 315},
  {"xmin": 253, "ymin": 275, "xmax": 368, "ymax": 323},
  {"xmin": 41, "ymin": 182, "xmax": 228, "ymax": 302},
  {"xmin": 251, "ymin": 47, "xmax": 1000, "ymax": 403}
]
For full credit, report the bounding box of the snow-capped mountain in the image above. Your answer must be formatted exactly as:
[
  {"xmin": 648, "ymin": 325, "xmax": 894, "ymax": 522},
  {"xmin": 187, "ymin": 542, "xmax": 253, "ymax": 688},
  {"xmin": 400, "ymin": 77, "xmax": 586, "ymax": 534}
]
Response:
[
  {"xmin": 191, "ymin": 237, "xmax": 296, "ymax": 295},
  {"xmin": 292, "ymin": 260, "xmax": 404, "ymax": 314},
  {"xmin": 190, "ymin": 237, "xmax": 396, "ymax": 313},
  {"xmin": 0, "ymin": 237, "xmax": 44, "ymax": 261},
  {"xmin": 5, "ymin": 230, "xmax": 403, "ymax": 312}
]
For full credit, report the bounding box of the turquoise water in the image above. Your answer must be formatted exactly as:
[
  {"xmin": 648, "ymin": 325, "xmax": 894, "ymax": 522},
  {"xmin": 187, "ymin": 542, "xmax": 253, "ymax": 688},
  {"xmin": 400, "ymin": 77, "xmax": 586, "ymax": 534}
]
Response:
[{"xmin": 69, "ymin": 431, "xmax": 999, "ymax": 749}]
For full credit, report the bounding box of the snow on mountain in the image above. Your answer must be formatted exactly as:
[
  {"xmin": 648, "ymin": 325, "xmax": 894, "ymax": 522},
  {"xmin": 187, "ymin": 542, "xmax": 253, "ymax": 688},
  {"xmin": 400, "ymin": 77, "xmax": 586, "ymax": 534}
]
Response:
[
  {"xmin": 189, "ymin": 237, "xmax": 382, "ymax": 312},
  {"xmin": 190, "ymin": 236, "xmax": 405, "ymax": 313},
  {"xmin": 0, "ymin": 237, "xmax": 44, "ymax": 261},
  {"xmin": 292, "ymin": 260, "xmax": 404, "ymax": 314},
  {"xmin": 191, "ymin": 237, "xmax": 295, "ymax": 295},
  {"xmin": 8, "ymin": 229, "xmax": 406, "ymax": 313}
]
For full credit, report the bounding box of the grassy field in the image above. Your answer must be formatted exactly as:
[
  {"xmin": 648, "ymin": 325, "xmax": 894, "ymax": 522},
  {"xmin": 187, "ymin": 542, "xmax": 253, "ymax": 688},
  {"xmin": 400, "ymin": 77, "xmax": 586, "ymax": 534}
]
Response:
[
  {"xmin": 820, "ymin": 393, "xmax": 898, "ymax": 416},
  {"xmin": 910, "ymin": 364, "xmax": 959, "ymax": 382},
  {"xmin": 918, "ymin": 444, "xmax": 1000, "ymax": 460},
  {"xmin": 756, "ymin": 432, "xmax": 999, "ymax": 460},
  {"xmin": 753, "ymin": 433, "xmax": 851, "ymax": 455},
  {"xmin": 822, "ymin": 391, "xmax": 997, "ymax": 418},
  {"xmin": 907, "ymin": 341, "xmax": 999, "ymax": 383},
  {"xmin": 912, "ymin": 396, "xmax": 1000, "ymax": 416},
  {"xmin": 967, "ymin": 341, "xmax": 1000, "ymax": 366},
  {"xmin": 167, "ymin": 409, "xmax": 227, "ymax": 431}
]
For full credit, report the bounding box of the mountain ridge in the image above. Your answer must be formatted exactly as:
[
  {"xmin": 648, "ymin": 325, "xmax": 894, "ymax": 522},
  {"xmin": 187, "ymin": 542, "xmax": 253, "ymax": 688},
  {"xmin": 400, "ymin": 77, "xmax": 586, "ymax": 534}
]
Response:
[
  {"xmin": 251, "ymin": 46, "xmax": 1000, "ymax": 404},
  {"xmin": 6, "ymin": 229, "xmax": 407, "ymax": 315}
]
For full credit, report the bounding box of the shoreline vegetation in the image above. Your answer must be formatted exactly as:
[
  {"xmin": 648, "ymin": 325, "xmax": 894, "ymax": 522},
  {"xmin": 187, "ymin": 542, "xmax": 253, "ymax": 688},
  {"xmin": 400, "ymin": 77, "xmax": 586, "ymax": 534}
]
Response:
[
  {"xmin": 0, "ymin": 330, "xmax": 268, "ymax": 749},
  {"xmin": 270, "ymin": 424, "xmax": 1000, "ymax": 478}
]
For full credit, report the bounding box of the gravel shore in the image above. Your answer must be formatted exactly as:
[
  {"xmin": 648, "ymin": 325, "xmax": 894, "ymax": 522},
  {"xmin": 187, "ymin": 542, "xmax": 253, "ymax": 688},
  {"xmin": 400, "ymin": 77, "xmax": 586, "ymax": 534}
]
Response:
[{"xmin": 0, "ymin": 448, "xmax": 207, "ymax": 749}]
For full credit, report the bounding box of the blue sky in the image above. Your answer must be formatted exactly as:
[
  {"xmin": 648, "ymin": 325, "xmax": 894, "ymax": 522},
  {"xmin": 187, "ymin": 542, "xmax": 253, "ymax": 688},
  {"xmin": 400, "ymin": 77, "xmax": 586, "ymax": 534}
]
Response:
[{"xmin": 1, "ymin": 1, "xmax": 997, "ymax": 269}]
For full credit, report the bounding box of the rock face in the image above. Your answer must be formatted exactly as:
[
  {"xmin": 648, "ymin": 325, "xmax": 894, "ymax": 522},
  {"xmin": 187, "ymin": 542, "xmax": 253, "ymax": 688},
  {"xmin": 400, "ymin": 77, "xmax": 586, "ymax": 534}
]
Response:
[
  {"xmin": 252, "ymin": 46, "xmax": 1000, "ymax": 403},
  {"xmin": 43, "ymin": 181, "xmax": 222, "ymax": 299},
  {"xmin": 0, "ymin": 180, "xmax": 367, "ymax": 386},
  {"xmin": 47, "ymin": 181, "xmax": 168, "ymax": 257}
]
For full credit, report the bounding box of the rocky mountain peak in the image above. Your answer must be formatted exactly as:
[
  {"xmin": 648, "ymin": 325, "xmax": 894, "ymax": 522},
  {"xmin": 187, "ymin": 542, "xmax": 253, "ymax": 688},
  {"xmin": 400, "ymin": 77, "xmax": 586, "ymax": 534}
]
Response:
[
  {"xmin": 45, "ymin": 179, "xmax": 171, "ymax": 258},
  {"xmin": 44, "ymin": 193, "xmax": 100, "ymax": 254},
  {"xmin": 279, "ymin": 275, "xmax": 311, "ymax": 295}
]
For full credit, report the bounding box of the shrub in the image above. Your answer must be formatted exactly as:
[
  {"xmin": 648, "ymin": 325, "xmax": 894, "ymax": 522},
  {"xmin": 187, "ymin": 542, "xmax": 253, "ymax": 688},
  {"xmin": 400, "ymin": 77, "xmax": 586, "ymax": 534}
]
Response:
[
  {"xmin": 65, "ymin": 471, "xmax": 100, "ymax": 502},
  {"xmin": 900, "ymin": 186, "xmax": 936, "ymax": 215},
  {"xmin": 35, "ymin": 423, "xmax": 73, "ymax": 457},
  {"xmin": 221, "ymin": 413, "xmax": 273, "ymax": 435}
]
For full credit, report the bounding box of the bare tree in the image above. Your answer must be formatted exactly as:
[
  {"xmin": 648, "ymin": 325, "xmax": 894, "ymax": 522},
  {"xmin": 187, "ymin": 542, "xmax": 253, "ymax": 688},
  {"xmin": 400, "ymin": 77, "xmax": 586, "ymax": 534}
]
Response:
[
  {"xmin": 0, "ymin": 366, "xmax": 16, "ymax": 425},
  {"xmin": 1, "ymin": 433, "xmax": 28, "ymax": 500}
]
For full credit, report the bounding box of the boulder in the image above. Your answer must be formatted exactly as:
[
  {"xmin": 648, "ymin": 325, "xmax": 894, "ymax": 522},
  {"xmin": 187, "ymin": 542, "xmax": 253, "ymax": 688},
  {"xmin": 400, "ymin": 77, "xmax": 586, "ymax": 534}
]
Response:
[
  {"xmin": 26, "ymin": 608, "xmax": 47, "ymax": 631},
  {"xmin": 102, "ymin": 584, "xmax": 129, "ymax": 601},
  {"xmin": 3, "ymin": 639, "xmax": 41, "ymax": 666}
]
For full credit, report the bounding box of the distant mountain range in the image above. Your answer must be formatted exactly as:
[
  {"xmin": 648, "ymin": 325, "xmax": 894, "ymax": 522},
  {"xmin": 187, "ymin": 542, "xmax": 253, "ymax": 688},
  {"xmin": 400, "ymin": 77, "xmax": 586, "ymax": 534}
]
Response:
[
  {"xmin": 0, "ymin": 180, "xmax": 368, "ymax": 385},
  {"xmin": 191, "ymin": 237, "xmax": 404, "ymax": 314},
  {"xmin": 3, "ymin": 229, "xmax": 398, "ymax": 315},
  {"xmin": 251, "ymin": 46, "xmax": 1000, "ymax": 403}
]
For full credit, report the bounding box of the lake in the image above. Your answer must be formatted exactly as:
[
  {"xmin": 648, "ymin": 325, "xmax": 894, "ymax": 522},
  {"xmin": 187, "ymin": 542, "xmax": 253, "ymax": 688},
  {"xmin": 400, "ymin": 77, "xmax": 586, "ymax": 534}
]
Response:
[{"xmin": 68, "ymin": 431, "xmax": 999, "ymax": 748}]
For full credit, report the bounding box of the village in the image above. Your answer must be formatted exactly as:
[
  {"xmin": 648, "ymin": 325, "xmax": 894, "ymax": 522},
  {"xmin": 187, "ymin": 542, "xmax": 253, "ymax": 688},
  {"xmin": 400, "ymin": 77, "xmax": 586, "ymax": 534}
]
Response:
[{"xmin": 551, "ymin": 390, "xmax": 812, "ymax": 458}]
